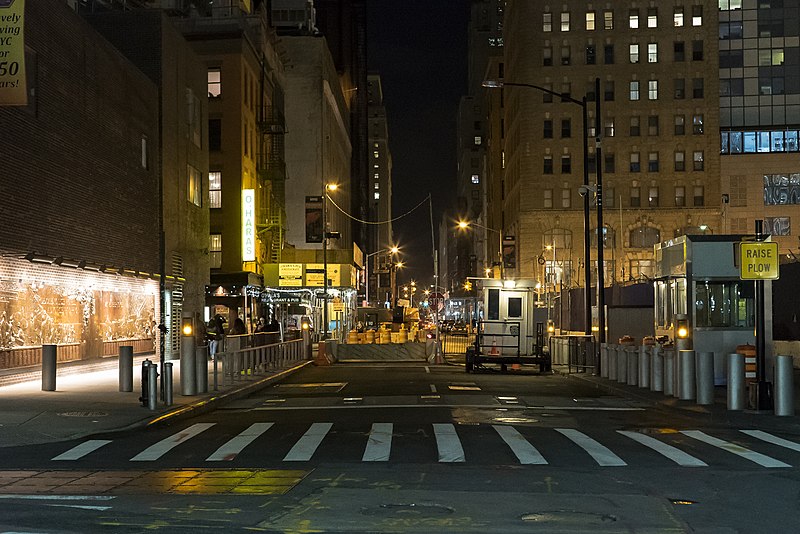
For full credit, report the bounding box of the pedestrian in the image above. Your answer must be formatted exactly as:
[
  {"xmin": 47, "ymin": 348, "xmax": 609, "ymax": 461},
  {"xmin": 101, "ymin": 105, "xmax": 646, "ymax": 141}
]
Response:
[
  {"xmin": 230, "ymin": 317, "xmax": 246, "ymax": 335},
  {"xmin": 255, "ymin": 317, "xmax": 267, "ymax": 333},
  {"xmin": 266, "ymin": 316, "xmax": 280, "ymax": 333},
  {"xmin": 209, "ymin": 314, "xmax": 226, "ymax": 357}
]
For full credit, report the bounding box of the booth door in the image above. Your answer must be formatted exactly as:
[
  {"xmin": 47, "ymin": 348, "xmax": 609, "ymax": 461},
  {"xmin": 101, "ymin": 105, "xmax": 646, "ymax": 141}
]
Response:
[{"xmin": 500, "ymin": 291, "xmax": 527, "ymax": 355}]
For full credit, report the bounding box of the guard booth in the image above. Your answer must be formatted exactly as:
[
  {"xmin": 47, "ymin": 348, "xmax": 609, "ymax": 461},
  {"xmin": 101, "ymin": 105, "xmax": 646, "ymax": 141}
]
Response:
[{"xmin": 653, "ymin": 235, "xmax": 773, "ymax": 381}]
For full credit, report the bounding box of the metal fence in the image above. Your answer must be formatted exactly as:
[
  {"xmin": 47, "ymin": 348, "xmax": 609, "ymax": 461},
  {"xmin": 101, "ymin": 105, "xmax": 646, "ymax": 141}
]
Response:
[
  {"xmin": 441, "ymin": 333, "xmax": 471, "ymax": 355},
  {"xmin": 549, "ymin": 334, "xmax": 596, "ymax": 373},
  {"xmin": 213, "ymin": 338, "xmax": 308, "ymax": 389}
]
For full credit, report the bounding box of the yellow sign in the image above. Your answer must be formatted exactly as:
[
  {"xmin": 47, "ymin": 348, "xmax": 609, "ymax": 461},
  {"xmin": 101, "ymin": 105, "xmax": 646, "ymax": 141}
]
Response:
[
  {"xmin": 279, "ymin": 263, "xmax": 303, "ymax": 287},
  {"xmin": 242, "ymin": 189, "xmax": 255, "ymax": 262},
  {"xmin": 740, "ymin": 242, "xmax": 779, "ymax": 280},
  {"xmin": 305, "ymin": 263, "xmax": 325, "ymax": 287},
  {"xmin": 0, "ymin": 0, "xmax": 26, "ymax": 106}
]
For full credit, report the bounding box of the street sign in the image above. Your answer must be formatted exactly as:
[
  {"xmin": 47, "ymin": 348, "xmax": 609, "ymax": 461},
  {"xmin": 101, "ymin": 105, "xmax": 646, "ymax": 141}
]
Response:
[{"xmin": 739, "ymin": 242, "xmax": 780, "ymax": 280}]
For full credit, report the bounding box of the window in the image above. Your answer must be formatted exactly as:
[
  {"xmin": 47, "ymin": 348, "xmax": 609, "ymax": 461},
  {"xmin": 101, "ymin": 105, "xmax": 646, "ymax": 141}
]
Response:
[
  {"xmin": 647, "ymin": 8, "xmax": 658, "ymax": 28},
  {"xmin": 648, "ymin": 43, "xmax": 658, "ymax": 63},
  {"xmin": 544, "ymin": 155, "xmax": 553, "ymax": 174},
  {"xmin": 562, "ymin": 188, "xmax": 571, "ymax": 207},
  {"xmin": 629, "ymin": 43, "xmax": 640, "ymax": 63},
  {"xmin": 374, "ymin": 181, "xmax": 380, "ymax": 188},
  {"xmin": 604, "ymin": 118, "xmax": 615, "ymax": 137},
  {"xmin": 648, "ymin": 80, "xmax": 658, "ymax": 100},
  {"xmin": 586, "ymin": 44, "xmax": 596, "ymax": 65},
  {"xmin": 209, "ymin": 118, "xmax": 221, "ymax": 151},
  {"xmin": 693, "ymin": 185, "xmax": 705, "ymax": 205},
  {"xmin": 674, "ymin": 41, "xmax": 685, "ymax": 61},
  {"xmin": 561, "ymin": 46, "xmax": 571, "ymax": 65},
  {"xmin": 695, "ymin": 281, "xmax": 754, "ymax": 328},
  {"xmin": 209, "ymin": 171, "xmax": 222, "ymax": 208},
  {"xmin": 603, "ymin": 10, "xmax": 614, "ymax": 30},
  {"xmin": 543, "ymin": 119, "xmax": 553, "ymax": 138},
  {"xmin": 187, "ymin": 165, "xmax": 202, "ymax": 207},
  {"xmin": 210, "ymin": 234, "xmax": 222, "ymax": 268},
  {"xmin": 543, "ymin": 47, "xmax": 553, "ymax": 66},
  {"xmin": 141, "ymin": 136, "xmax": 148, "ymax": 169},
  {"xmin": 692, "ymin": 114, "xmax": 704, "ymax": 135},
  {"xmin": 630, "ymin": 186, "xmax": 641, "ymax": 207},
  {"xmin": 629, "ymin": 9, "xmax": 639, "ymax": 28},
  {"xmin": 508, "ymin": 297, "xmax": 523, "ymax": 318},
  {"xmin": 648, "ymin": 186, "xmax": 660, "ymax": 206},
  {"xmin": 561, "ymin": 155, "xmax": 572, "ymax": 174},
  {"xmin": 673, "ymin": 7, "xmax": 684, "ymax": 27},
  {"xmin": 560, "ymin": 82, "xmax": 571, "ymax": 101},
  {"xmin": 674, "ymin": 152, "xmax": 686, "ymax": 171},
  {"xmin": 604, "ymin": 188, "xmax": 615, "ymax": 208},
  {"xmin": 544, "ymin": 189, "xmax": 553, "ymax": 208},
  {"xmin": 648, "ymin": 152, "xmax": 659, "ymax": 172},
  {"xmin": 720, "ymin": 50, "xmax": 744, "ymax": 68},
  {"xmin": 692, "ymin": 40, "xmax": 703, "ymax": 61},
  {"xmin": 674, "ymin": 115, "xmax": 685, "ymax": 135},
  {"xmin": 648, "ymin": 115, "xmax": 659, "ymax": 136},
  {"xmin": 373, "ymin": 150, "xmax": 380, "ymax": 158},
  {"xmin": 188, "ymin": 90, "xmax": 202, "ymax": 147},
  {"xmin": 604, "ymin": 44, "xmax": 614, "ymax": 64},
  {"xmin": 693, "ymin": 151, "xmax": 704, "ymax": 171},
  {"xmin": 630, "ymin": 116, "xmax": 641, "ymax": 136},
  {"xmin": 675, "ymin": 186, "xmax": 686, "ymax": 206},
  {"xmin": 543, "ymin": 83, "xmax": 553, "ymax": 103},
  {"xmin": 691, "ymin": 5, "xmax": 702, "ymax": 26},
  {"xmin": 561, "ymin": 12, "xmax": 570, "ymax": 31},
  {"xmin": 630, "ymin": 152, "xmax": 641, "ymax": 172},
  {"xmin": 374, "ymin": 192, "xmax": 381, "ymax": 200},
  {"xmin": 674, "ymin": 78, "xmax": 685, "ymax": 99},
  {"xmin": 586, "ymin": 11, "xmax": 596, "ymax": 30},
  {"xmin": 471, "ymin": 174, "xmax": 480, "ymax": 184},
  {"xmin": 605, "ymin": 153, "xmax": 615, "ymax": 173},
  {"xmin": 543, "ymin": 12, "xmax": 552, "ymax": 31},
  {"xmin": 208, "ymin": 68, "xmax": 221, "ymax": 97},
  {"xmin": 630, "ymin": 80, "xmax": 640, "ymax": 100},
  {"xmin": 630, "ymin": 226, "xmax": 661, "ymax": 248},
  {"xmin": 474, "ymin": 136, "xmax": 482, "ymax": 145},
  {"xmin": 692, "ymin": 78, "xmax": 704, "ymax": 98},
  {"xmin": 604, "ymin": 80, "xmax": 615, "ymax": 100},
  {"xmin": 561, "ymin": 119, "xmax": 571, "ymax": 138},
  {"xmin": 631, "ymin": 259, "xmax": 655, "ymax": 280}
]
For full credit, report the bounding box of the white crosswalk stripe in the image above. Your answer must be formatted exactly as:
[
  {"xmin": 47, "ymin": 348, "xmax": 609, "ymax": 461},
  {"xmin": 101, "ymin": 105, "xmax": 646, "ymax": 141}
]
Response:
[
  {"xmin": 681, "ymin": 430, "xmax": 791, "ymax": 468},
  {"xmin": 362, "ymin": 423, "xmax": 393, "ymax": 462},
  {"xmin": 130, "ymin": 423, "xmax": 216, "ymax": 462},
  {"xmin": 433, "ymin": 423, "xmax": 465, "ymax": 462},
  {"xmin": 617, "ymin": 431, "xmax": 707, "ymax": 467},
  {"xmin": 556, "ymin": 428, "xmax": 627, "ymax": 466},
  {"xmin": 283, "ymin": 422, "xmax": 333, "ymax": 461},
  {"xmin": 740, "ymin": 430, "xmax": 800, "ymax": 454},
  {"xmin": 493, "ymin": 425, "xmax": 547, "ymax": 464},
  {"xmin": 52, "ymin": 440, "xmax": 112, "ymax": 461},
  {"xmin": 206, "ymin": 423, "xmax": 274, "ymax": 462}
]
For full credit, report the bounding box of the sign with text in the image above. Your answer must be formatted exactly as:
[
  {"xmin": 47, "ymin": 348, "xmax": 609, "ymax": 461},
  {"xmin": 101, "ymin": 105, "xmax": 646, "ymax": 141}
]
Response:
[
  {"xmin": 739, "ymin": 242, "xmax": 779, "ymax": 280},
  {"xmin": 305, "ymin": 196, "xmax": 323, "ymax": 243},
  {"xmin": 305, "ymin": 263, "xmax": 325, "ymax": 287},
  {"xmin": 242, "ymin": 189, "xmax": 255, "ymax": 261},
  {"xmin": 0, "ymin": 0, "xmax": 25, "ymax": 106},
  {"xmin": 279, "ymin": 263, "xmax": 303, "ymax": 287}
]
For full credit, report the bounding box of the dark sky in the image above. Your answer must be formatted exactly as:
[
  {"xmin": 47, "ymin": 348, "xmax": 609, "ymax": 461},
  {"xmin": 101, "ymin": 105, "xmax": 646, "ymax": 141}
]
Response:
[{"xmin": 366, "ymin": 1, "xmax": 469, "ymax": 287}]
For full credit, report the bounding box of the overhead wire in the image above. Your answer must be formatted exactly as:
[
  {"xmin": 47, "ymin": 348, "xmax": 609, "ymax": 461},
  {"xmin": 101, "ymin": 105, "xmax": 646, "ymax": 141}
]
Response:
[{"xmin": 325, "ymin": 193, "xmax": 431, "ymax": 225}]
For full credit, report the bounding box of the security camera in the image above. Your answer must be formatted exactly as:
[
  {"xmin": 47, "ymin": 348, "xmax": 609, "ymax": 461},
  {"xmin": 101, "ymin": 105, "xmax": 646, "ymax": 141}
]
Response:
[{"xmin": 578, "ymin": 184, "xmax": 597, "ymax": 197}]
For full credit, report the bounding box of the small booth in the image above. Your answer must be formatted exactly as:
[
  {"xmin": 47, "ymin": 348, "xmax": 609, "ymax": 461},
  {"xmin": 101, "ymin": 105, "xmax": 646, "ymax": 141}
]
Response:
[{"xmin": 653, "ymin": 234, "xmax": 773, "ymax": 381}]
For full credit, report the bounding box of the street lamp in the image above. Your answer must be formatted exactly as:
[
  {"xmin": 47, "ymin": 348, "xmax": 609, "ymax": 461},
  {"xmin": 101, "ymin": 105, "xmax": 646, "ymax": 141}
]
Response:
[
  {"xmin": 482, "ymin": 78, "xmax": 605, "ymax": 342},
  {"xmin": 322, "ymin": 182, "xmax": 339, "ymax": 339},
  {"xmin": 391, "ymin": 261, "xmax": 404, "ymax": 307},
  {"xmin": 365, "ymin": 245, "xmax": 399, "ymax": 306},
  {"xmin": 457, "ymin": 220, "xmax": 504, "ymax": 279}
]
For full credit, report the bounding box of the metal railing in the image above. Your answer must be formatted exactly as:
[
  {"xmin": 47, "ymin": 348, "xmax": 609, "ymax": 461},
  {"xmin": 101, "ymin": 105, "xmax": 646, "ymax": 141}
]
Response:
[
  {"xmin": 441, "ymin": 333, "xmax": 471, "ymax": 355},
  {"xmin": 477, "ymin": 320, "xmax": 522, "ymax": 356},
  {"xmin": 213, "ymin": 338, "xmax": 308, "ymax": 389},
  {"xmin": 549, "ymin": 334, "xmax": 596, "ymax": 373}
]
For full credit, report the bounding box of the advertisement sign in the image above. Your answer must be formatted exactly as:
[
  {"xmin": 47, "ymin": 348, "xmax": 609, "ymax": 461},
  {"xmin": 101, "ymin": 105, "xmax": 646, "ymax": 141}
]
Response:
[
  {"xmin": 0, "ymin": 0, "xmax": 25, "ymax": 106},
  {"xmin": 279, "ymin": 263, "xmax": 303, "ymax": 287},
  {"xmin": 242, "ymin": 189, "xmax": 256, "ymax": 262},
  {"xmin": 305, "ymin": 196, "xmax": 323, "ymax": 243},
  {"xmin": 305, "ymin": 263, "xmax": 325, "ymax": 287}
]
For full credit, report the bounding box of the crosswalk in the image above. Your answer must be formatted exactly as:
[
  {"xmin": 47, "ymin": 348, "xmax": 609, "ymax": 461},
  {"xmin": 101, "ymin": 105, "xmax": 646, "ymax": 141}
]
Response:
[{"xmin": 50, "ymin": 422, "xmax": 800, "ymax": 469}]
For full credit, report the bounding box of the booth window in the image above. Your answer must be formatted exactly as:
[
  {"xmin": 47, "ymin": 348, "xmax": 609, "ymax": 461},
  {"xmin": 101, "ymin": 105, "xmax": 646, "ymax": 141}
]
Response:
[
  {"xmin": 508, "ymin": 297, "xmax": 523, "ymax": 318},
  {"xmin": 695, "ymin": 281, "xmax": 753, "ymax": 328},
  {"xmin": 488, "ymin": 289, "xmax": 500, "ymax": 320}
]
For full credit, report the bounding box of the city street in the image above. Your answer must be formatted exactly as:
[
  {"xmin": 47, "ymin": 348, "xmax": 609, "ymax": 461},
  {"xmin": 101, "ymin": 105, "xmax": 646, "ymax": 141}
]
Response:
[{"xmin": 1, "ymin": 362, "xmax": 799, "ymax": 532}]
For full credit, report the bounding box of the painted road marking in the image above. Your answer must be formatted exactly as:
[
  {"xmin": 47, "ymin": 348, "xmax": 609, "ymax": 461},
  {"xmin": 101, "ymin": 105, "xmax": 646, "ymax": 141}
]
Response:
[
  {"xmin": 682, "ymin": 430, "xmax": 791, "ymax": 468},
  {"xmin": 255, "ymin": 404, "xmax": 644, "ymax": 411},
  {"xmin": 52, "ymin": 440, "xmax": 112, "ymax": 461},
  {"xmin": 617, "ymin": 431, "xmax": 707, "ymax": 467},
  {"xmin": 493, "ymin": 425, "xmax": 547, "ymax": 465},
  {"xmin": 283, "ymin": 422, "xmax": 333, "ymax": 461},
  {"xmin": 430, "ymin": 384, "xmax": 437, "ymax": 393},
  {"xmin": 130, "ymin": 423, "xmax": 216, "ymax": 462},
  {"xmin": 362, "ymin": 423, "xmax": 393, "ymax": 462},
  {"xmin": 206, "ymin": 423, "xmax": 274, "ymax": 461},
  {"xmin": 740, "ymin": 430, "xmax": 800, "ymax": 453},
  {"xmin": 433, "ymin": 423, "xmax": 465, "ymax": 462},
  {"xmin": 556, "ymin": 428, "xmax": 627, "ymax": 466}
]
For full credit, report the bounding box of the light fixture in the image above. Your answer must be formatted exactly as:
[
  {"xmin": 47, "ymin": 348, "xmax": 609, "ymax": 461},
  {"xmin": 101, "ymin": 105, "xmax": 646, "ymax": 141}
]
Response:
[
  {"xmin": 325, "ymin": 183, "xmax": 338, "ymax": 192},
  {"xmin": 24, "ymin": 252, "xmax": 54, "ymax": 264},
  {"xmin": 503, "ymin": 280, "xmax": 516, "ymax": 289},
  {"xmin": 181, "ymin": 316, "xmax": 193, "ymax": 336}
]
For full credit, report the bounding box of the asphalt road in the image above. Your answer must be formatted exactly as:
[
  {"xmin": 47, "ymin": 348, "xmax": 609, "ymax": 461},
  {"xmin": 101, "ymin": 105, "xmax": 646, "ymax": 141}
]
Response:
[{"xmin": 1, "ymin": 362, "xmax": 799, "ymax": 533}]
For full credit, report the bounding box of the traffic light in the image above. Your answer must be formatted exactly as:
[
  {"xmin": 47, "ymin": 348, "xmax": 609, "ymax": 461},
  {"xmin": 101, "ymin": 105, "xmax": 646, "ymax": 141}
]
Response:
[{"xmin": 464, "ymin": 281, "xmax": 473, "ymax": 291}]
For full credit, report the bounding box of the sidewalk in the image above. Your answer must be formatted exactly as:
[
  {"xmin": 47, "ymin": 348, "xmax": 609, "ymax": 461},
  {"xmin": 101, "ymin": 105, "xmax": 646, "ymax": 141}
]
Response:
[{"xmin": 0, "ymin": 354, "xmax": 311, "ymax": 448}]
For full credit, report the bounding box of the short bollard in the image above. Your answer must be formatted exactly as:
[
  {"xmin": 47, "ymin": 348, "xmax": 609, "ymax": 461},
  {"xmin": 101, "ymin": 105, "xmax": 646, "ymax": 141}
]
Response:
[
  {"xmin": 651, "ymin": 345, "xmax": 664, "ymax": 392},
  {"xmin": 181, "ymin": 327, "xmax": 197, "ymax": 396},
  {"xmin": 638, "ymin": 345, "xmax": 650, "ymax": 389},
  {"xmin": 164, "ymin": 362, "xmax": 173, "ymax": 406},
  {"xmin": 774, "ymin": 354, "xmax": 795, "ymax": 416},
  {"xmin": 146, "ymin": 361, "xmax": 158, "ymax": 410},
  {"xmin": 673, "ymin": 348, "xmax": 683, "ymax": 398},
  {"xmin": 600, "ymin": 343, "xmax": 609, "ymax": 378},
  {"xmin": 664, "ymin": 349, "xmax": 675, "ymax": 396},
  {"xmin": 119, "ymin": 345, "xmax": 134, "ymax": 392},
  {"xmin": 727, "ymin": 353, "xmax": 746, "ymax": 410},
  {"xmin": 626, "ymin": 348, "xmax": 638, "ymax": 386},
  {"xmin": 608, "ymin": 346, "xmax": 618, "ymax": 381},
  {"xmin": 695, "ymin": 351, "xmax": 714, "ymax": 405},
  {"xmin": 42, "ymin": 344, "xmax": 57, "ymax": 392},
  {"xmin": 195, "ymin": 346, "xmax": 208, "ymax": 394},
  {"xmin": 679, "ymin": 350, "xmax": 696, "ymax": 401},
  {"xmin": 617, "ymin": 347, "xmax": 628, "ymax": 383}
]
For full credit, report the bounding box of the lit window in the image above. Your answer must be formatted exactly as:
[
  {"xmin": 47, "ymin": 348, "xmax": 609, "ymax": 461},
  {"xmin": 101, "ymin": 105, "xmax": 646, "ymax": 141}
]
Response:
[
  {"xmin": 474, "ymin": 136, "xmax": 482, "ymax": 145},
  {"xmin": 673, "ymin": 7, "xmax": 684, "ymax": 27},
  {"xmin": 543, "ymin": 12, "xmax": 552, "ymax": 32},
  {"xmin": 374, "ymin": 192, "xmax": 380, "ymax": 200},
  {"xmin": 691, "ymin": 5, "xmax": 702, "ymax": 26},
  {"xmin": 693, "ymin": 185, "xmax": 704, "ymax": 205},
  {"xmin": 630, "ymin": 80, "xmax": 640, "ymax": 100},
  {"xmin": 209, "ymin": 171, "xmax": 222, "ymax": 208},
  {"xmin": 647, "ymin": 8, "xmax": 658, "ymax": 28},
  {"xmin": 674, "ymin": 152, "xmax": 685, "ymax": 171},
  {"xmin": 373, "ymin": 142, "xmax": 379, "ymax": 148},
  {"xmin": 675, "ymin": 186, "xmax": 686, "ymax": 205},
  {"xmin": 561, "ymin": 12, "xmax": 570, "ymax": 31},
  {"xmin": 187, "ymin": 165, "xmax": 202, "ymax": 207},
  {"xmin": 374, "ymin": 173, "xmax": 379, "ymax": 180},
  {"xmin": 693, "ymin": 114, "xmax": 704, "ymax": 135},
  {"xmin": 208, "ymin": 68, "xmax": 221, "ymax": 97},
  {"xmin": 674, "ymin": 115, "xmax": 685, "ymax": 135},
  {"xmin": 603, "ymin": 10, "xmax": 613, "ymax": 30},
  {"xmin": 374, "ymin": 182, "xmax": 380, "ymax": 189},
  {"xmin": 693, "ymin": 151, "xmax": 704, "ymax": 171},
  {"xmin": 648, "ymin": 186, "xmax": 659, "ymax": 206},
  {"xmin": 629, "ymin": 44, "xmax": 639, "ymax": 63},
  {"xmin": 629, "ymin": 9, "xmax": 639, "ymax": 28},
  {"xmin": 648, "ymin": 80, "xmax": 658, "ymax": 100},
  {"xmin": 373, "ymin": 163, "xmax": 379, "ymax": 169},
  {"xmin": 648, "ymin": 152, "xmax": 659, "ymax": 172},
  {"xmin": 209, "ymin": 234, "xmax": 222, "ymax": 268},
  {"xmin": 466, "ymin": 173, "xmax": 478, "ymax": 185},
  {"xmin": 630, "ymin": 187, "xmax": 641, "ymax": 207},
  {"xmin": 630, "ymin": 152, "xmax": 640, "ymax": 172},
  {"xmin": 586, "ymin": 11, "xmax": 595, "ymax": 30},
  {"xmin": 373, "ymin": 150, "xmax": 379, "ymax": 158},
  {"xmin": 544, "ymin": 189, "xmax": 553, "ymax": 208},
  {"xmin": 605, "ymin": 118, "xmax": 615, "ymax": 137},
  {"xmin": 648, "ymin": 43, "xmax": 658, "ymax": 63},
  {"xmin": 561, "ymin": 188, "xmax": 571, "ymax": 208}
]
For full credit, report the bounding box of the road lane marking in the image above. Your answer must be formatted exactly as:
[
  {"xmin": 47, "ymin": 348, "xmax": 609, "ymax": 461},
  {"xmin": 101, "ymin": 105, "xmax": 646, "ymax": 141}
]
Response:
[
  {"xmin": 433, "ymin": 423, "xmax": 465, "ymax": 462},
  {"xmin": 493, "ymin": 425, "xmax": 547, "ymax": 464},
  {"xmin": 255, "ymin": 404, "xmax": 644, "ymax": 411},
  {"xmin": 52, "ymin": 440, "xmax": 112, "ymax": 461},
  {"xmin": 617, "ymin": 431, "xmax": 707, "ymax": 467},
  {"xmin": 681, "ymin": 430, "xmax": 791, "ymax": 468},
  {"xmin": 130, "ymin": 423, "xmax": 216, "ymax": 462},
  {"xmin": 740, "ymin": 430, "xmax": 800, "ymax": 453},
  {"xmin": 283, "ymin": 422, "xmax": 333, "ymax": 461},
  {"xmin": 556, "ymin": 428, "xmax": 627, "ymax": 466},
  {"xmin": 430, "ymin": 384, "xmax": 437, "ymax": 393},
  {"xmin": 362, "ymin": 423, "xmax": 393, "ymax": 462},
  {"xmin": 206, "ymin": 423, "xmax": 274, "ymax": 461}
]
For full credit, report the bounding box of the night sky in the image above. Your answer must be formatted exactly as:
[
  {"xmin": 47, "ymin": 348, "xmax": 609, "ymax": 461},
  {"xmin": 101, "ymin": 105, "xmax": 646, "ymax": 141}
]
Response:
[{"xmin": 366, "ymin": 1, "xmax": 469, "ymax": 287}]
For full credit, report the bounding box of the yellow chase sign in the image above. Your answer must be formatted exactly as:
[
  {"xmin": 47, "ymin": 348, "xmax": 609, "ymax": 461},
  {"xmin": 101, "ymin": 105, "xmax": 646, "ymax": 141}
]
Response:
[{"xmin": 739, "ymin": 242, "xmax": 779, "ymax": 280}]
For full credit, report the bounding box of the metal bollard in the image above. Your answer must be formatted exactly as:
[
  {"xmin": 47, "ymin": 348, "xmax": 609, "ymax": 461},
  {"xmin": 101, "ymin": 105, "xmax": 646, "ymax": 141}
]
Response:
[
  {"xmin": 627, "ymin": 347, "xmax": 638, "ymax": 386},
  {"xmin": 695, "ymin": 351, "xmax": 714, "ymax": 405},
  {"xmin": 600, "ymin": 343, "xmax": 608, "ymax": 378},
  {"xmin": 147, "ymin": 361, "xmax": 158, "ymax": 410},
  {"xmin": 679, "ymin": 350, "xmax": 696, "ymax": 401},
  {"xmin": 617, "ymin": 346, "xmax": 628, "ymax": 383},
  {"xmin": 664, "ymin": 349, "xmax": 675, "ymax": 396},
  {"xmin": 774, "ymin": 355, "xmax": 795, "ymax": 416},
  {"xmin": 181, "ymin": 332, "xmax": 197, "ymax": 396},
  {"xmin": 163, "ymin": 362, "xmax": 173, "ymax": 406},
  {"xmin": 42, "ymin": 344, "xmax": 57, "ymax": 392},
  {"xmin": 638, "ymin": 345, "xmax": 650, "ymax": 388},
  {"xmin": 727, "ymin": 353, "xmax": 746, "ymax": 410},
  {"xmin": 651, "ymin": 345, "xmax": 663, "ymax": 392},
  {"xmin": 674, "ymin": 347, "xmax": 682, "ymax": 398},
  {"xmin": 196, "ymin": 346, "xmax": 208, "ymax": 394},
  {"xmin": 608, "ymin": 346, "xmax": 618, "ymax": 381},
  {"xmin": 119, "ymin": 345, "xmax": 134, "ymax": 392},
  {"xmin": 139, "ymin": 359, "xmax": 151, "ymax": 406}
]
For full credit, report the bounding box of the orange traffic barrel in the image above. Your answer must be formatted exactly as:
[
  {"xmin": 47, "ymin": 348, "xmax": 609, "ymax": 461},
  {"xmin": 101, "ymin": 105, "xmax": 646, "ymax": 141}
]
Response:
[{"xmin": 736, "ymin": 344, "xmax": 757, "ymax": 382}]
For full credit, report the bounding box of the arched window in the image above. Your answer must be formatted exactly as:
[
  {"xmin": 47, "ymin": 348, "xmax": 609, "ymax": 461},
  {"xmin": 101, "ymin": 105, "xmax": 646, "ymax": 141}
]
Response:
[
  {"xmin": 543, "ymin": 228, "xmax": 572, "ymax": 250},
  {"xmin": 629, "ymin": 226, "xmax": 661, "ymax": 248},
  {"xmin": 591, "ymin": 226, "xmax": 615, "ymax": 248}
]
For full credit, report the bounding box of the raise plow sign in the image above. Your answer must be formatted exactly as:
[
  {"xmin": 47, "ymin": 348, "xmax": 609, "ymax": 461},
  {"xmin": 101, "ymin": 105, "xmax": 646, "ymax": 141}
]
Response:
[{"xmin": 739, "ymin": 242, "xmax": 780, "ymax": 280}]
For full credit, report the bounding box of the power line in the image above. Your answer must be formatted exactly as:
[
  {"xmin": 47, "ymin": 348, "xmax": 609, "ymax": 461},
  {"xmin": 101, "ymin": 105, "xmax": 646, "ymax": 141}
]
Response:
[{"xmin": 326, "ymin": 193, "xmax": 431, "ymax": 225}]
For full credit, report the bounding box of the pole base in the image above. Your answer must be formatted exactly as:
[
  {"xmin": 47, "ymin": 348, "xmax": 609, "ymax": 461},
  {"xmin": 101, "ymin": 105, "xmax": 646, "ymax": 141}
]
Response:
[{"xmin": 746, "ymin": 381, "xmax": 773, "ymax": 412}]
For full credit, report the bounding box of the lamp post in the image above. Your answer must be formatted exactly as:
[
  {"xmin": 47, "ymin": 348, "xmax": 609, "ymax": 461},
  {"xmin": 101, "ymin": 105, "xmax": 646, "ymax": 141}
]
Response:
[
  {"xmin": 483, "ymin": 78, "xmax": 603, "ymax": 342},
  {"xmin": 322, "ymin": 183, "xmax": 338, "ymax": 339},
  {"xmin": 365, "ymin": 246, "xmax": 399, "ymax": 306},
  {"xmin": 391, "ymin": 261, "xmax": 404, "ymax": 307},
  {"xmin": 457, "ymin": 220, "xmax": 504, "ymax": 279}
]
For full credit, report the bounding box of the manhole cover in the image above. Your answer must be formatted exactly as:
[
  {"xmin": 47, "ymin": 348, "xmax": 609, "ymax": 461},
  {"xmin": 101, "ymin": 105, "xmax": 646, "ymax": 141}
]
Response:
[
  {"xmin": 361, "ymin": 503, "xmax": 455, "ymax": 518},
  {"xmin": 521, "ymin": 510, "xmax": 617, "ymax": 525},
  {"xmin": 57, "ymin": 411, "xmax": 108, "ymax": 418}
]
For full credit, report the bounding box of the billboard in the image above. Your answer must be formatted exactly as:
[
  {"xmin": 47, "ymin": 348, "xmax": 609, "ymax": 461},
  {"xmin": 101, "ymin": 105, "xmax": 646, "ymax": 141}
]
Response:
[
  {"xmin": 242, "ymin": 189, "xmax": 255, "ymax": 261},
  {"xmin": 305, "ymin": 196, "xmax": 323, "ymax": 243}
]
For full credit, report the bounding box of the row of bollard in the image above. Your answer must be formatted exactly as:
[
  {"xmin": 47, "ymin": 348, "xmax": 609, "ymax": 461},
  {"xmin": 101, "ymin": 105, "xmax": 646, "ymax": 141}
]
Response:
[{"xmin": 600, "ymin": 343, "xmax": 795, "ymax": 415}]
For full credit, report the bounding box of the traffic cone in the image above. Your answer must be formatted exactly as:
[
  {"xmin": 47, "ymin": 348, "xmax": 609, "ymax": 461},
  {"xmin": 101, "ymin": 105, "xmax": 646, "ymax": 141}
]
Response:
[{"xmin": 489, "ymin": 338, "xmax": 500, "ymax": 356}]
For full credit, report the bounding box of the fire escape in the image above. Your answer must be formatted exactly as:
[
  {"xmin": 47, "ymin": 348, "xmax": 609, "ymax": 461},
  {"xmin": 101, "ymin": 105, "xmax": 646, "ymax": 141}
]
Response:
[{"xmin": 257, "ymin": 83, "xmax": 287, "ymax": 265}]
